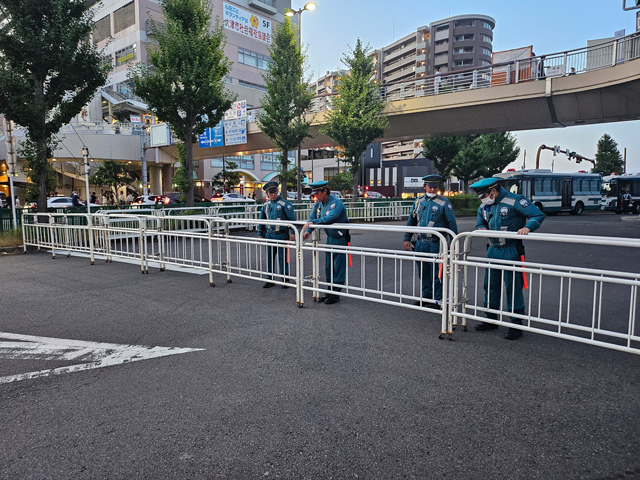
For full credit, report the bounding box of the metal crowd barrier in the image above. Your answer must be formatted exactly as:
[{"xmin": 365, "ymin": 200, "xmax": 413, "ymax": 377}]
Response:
[
  {"xmin": 21, "ymin": 212, "xmax": 640, "ymax": 355},
  {"xmin": 449, "ymin": 231, "xmax": 640, "ymax": 355}
]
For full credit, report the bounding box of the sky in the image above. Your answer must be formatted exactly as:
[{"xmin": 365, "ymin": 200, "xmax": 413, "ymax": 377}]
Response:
[{"xmin": 295, "ymin": 0, "xmax": 640, "ymax": 174}]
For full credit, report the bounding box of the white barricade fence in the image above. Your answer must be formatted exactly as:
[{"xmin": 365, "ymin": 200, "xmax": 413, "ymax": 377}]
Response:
[
  {"xmin": 300, "ymin": 223, "xmax": 456, "ymax": 337},
  {"xmin": 449, "ymin": 231, "xmax": 640, "ymax": 354}
]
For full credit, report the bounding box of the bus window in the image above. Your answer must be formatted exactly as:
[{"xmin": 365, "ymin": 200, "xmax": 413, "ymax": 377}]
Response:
[
  {"xmin": 552, "ymin": 179, "xmax": 561, "ymax": 195},
  {"xmin": 590, "ymin": 180, "xmax": 598, "ymax": 193},
  {"xmin": 534, "ymin": 178, "xmax": 542, "ymax": 194},
  {"xmin": 522, "ymin": 180, "xmax": 532, "ymax": 199},
  {"xmin": 634, "ymin": 181, "xmax": 640, "ymax": 196},
  {"xmin": 510, "ymin": 184, "xmax": 518, "ymax": 194},
  {"xmin": 543, "ymin": 178, "xmax": 552, "ymax": 194},
  {"xmin": 601, "ymin": 182, "xmax": 616, "ymax": 197}
]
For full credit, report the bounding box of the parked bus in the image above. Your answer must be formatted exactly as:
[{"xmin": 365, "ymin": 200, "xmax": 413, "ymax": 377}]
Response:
[
  {"xmin": 600, "ymin": 173, "xmax": 640, "ymax": 214},
  {"xmin": 494, "ymin": 169, "xmax": 602, "ymax": 215}
]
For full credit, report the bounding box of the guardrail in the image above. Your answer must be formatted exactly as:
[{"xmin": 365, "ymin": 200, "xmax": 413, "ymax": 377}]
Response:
[{"xmin": 21, "ymin": 212, "xmax": 640, "ymax": 355}]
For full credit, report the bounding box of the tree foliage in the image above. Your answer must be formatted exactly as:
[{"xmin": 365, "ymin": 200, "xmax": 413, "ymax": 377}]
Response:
[
  {"xmin": 258, "ymin": 18, "xmax": 313, "ymax": 195},
  {"xmin": 89, "ymin": 160, "xmax": 133, "ymax": 194},
  {"xmin": 211, "ymin": 160, "xmax": 242, "ymax": 191},
  {"xmin": 130, "ymin": 0, "xmax": 235, "ymax": 207},
  {"xmin": 424, "ymin": 132, "xmax": 520, "ymax": 191},
  {"xmin": 172, "ymin": 143, "xmax": 191, "ymax": 194},
  {"xmin": 328, "ymin": 171, "xmax": 353, "ymax": 194},
  {"xmin": 0, "ymin": 0, "xmax": 109, "ymax": 212},
  {"xmin": 593, "ymin": 133, "xmax": 624, "ymax": 176},
  {"xmin": 321, "ymin": 39, "xmax": 388, "ymax": 195},
  {"xmin": 18, "ymin": 138, "xmax": 58, "ymax": 202}
]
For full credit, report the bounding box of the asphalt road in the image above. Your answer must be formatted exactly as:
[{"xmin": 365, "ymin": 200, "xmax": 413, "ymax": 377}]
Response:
[{"xmin": 1, "ymin": 211, "xmax": 640, "ymax": 479}]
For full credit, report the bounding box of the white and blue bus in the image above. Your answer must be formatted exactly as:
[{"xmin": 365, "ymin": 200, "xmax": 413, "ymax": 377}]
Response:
[
  {"xmin": 494, "ymin": 169, "xmax": 602, "ymax": 215},
  {"xmin": 600, "ymin": 173, "xmax": 640, "ymax": 214}
]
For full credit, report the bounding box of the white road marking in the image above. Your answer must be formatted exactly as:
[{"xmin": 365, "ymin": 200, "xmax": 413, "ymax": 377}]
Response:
[{"xmin": 0, "ymin": 332, "xmax": 205, "ymax": 384}]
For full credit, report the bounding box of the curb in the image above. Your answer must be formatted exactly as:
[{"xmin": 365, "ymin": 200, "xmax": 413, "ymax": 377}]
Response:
[{"xmin": 0, "ymin": 245, "xmax": 39, "ymax": 255}]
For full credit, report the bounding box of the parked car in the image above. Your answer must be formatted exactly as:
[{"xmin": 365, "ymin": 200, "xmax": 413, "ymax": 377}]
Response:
[
  {"xmin": 0, "ymin": 192, "xmax": 8, "ymax": 208},
  {"xmin": 287, "ymin": 192, "xmax": 310, "ymax": 201},
  {"xmin": 211, "ymin": 193, "xmax": 255, "ymax": 203},
  {"xmin": 330, "ymin": 191, "xmax": 343, "ymax": 198},
  {"xmin": 362, "ymin": 191, "xmax": 384, "ymax": 199},
  {"xmin": 132, "ymin": 194, "xmax": 163, "ymax": 206},
  {"xmin": 46, "ymin": 197, "xmax": 100, "ymax": 208},
  {"xmin": 155, "ymin": 193, "xmax": 208, "ymax": 205}
]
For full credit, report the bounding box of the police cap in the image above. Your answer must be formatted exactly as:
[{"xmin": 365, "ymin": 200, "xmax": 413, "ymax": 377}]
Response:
[
  {"xmin": 309, "ymin": 180, "xmax": 329, "ymax": 192},
  {"xmin": 262, "ymin": 181, "xmax": 279, "ymax": 193},
  {"xmin": 422, "ymin": 174, "xmax": 442, "ymax": 187},
  {"xmin": 470, "ymin": 177, "xmax": 500, "ymax": 197}
]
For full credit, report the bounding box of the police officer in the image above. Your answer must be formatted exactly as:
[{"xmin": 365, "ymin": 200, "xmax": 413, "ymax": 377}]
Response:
[
  {"xmin": 302, "ymin": 181, "xmax": 349, "ymax": 305},
  {"xmin": 258, "ymin": 181, "xmax": 295, "ymax": 288},
  {"xmin": 470, "ymin": 177, "xmax": 546, "ymax": 340},
  {"xmin": 403, "ymin": 174, "xmax": 458, "ymax": 308}
]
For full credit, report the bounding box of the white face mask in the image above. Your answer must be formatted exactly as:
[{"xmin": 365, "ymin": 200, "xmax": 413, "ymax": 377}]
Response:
[
  {"xmin": 480, "ymin": 195, "xmax": 495, "ymax": 206},
  {"xmin": 426, "ymin": 192, "xmax": 436, "ymax": 198}
]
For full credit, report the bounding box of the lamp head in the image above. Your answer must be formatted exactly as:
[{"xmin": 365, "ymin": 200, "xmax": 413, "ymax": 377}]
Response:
[
  {"xmin": 304, "ymin": 2, "xmax": 316, "ymax": 10},
  {"xmin": 284, "ymin": 8, "xmax": 295, "ymax": 16}
]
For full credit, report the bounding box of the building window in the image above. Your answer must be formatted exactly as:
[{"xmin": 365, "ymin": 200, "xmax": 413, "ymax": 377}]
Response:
[
  {"xmin": 210, "ymin": 156, "xmax": 254, "ymax": 169},
  {"xmin": 226, "ymin": 77, "xmax": 233, "ymax": 83},
  {"xmin": 435, "ymin": 52, "xmax": 448, "ymax": 59},
  {"xmin": 454, "ymin": 34, "xmax": 474, "ymax": 42},
  {"xmin": 435, "ymin": 39, "xmax": 448, "ymax": 46},
  {"xmin": 482, "ymin": 48, "xmax": 492, "ymax": 56},
  {"xmin": 454, "ymin": 59, "xmax": 473, "ymax": 67},
  {"xmin": 454, "ymin": 47, "xmax": 473, "ymax": 55},
  {"xmin": 260, "ymin": 153, "xmax": 280, "ymax": 171},
  {"xmin": 435, "ymin": 24, "xmax": 449, "ymax": 32},
  {"xmin": 481, "ymin": 60, "xmax": 491, "ymax": 66},
  {"xmin": 113, "ymin": 1, "xmax": 135, "ymax": 34},
  {"xmin": 93, "ymin": 15, "xmax": 111, "ymax": 43},
  {"xmin": 484, "ymin": 22, "xmax": 494, "ymax": 30},
  {"xmin": 100, "ymin": 54, "xmax": 113, "ymax": 68},
  {"xmin": 454, "ymin": 19, "xmax": 474, "ymax": 28},
  {"xmin": 238, "ymin": 79, "xmax": 267, "ymax": 91},
  {"xmin": 238, "ymin": 47, "xmax": 271, "ymax": 71},
  {"xmin": 482, "ymin": 35, "xmax": 493, "ymax": 43},
  {"xmin": 115, "ymin": 44, "xmax": 137, "ymax": 66}
]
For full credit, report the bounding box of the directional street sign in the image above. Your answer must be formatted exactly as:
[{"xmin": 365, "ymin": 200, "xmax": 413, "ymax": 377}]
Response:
[{"xmin": 0, "ymin": 332, "xmax": 204, "ymax": 384}]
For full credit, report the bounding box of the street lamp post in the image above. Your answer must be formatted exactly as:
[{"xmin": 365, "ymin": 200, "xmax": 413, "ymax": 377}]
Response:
[
  {"xmin": 285, "ymin": 2, "xmax": 316, "ymax": 201},
  {"xmin": 82, "ymin": 146, "xmax": 90, "ymax": 214}
]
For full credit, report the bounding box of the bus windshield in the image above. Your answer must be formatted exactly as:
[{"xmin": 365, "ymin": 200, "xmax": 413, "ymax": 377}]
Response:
[{"xmin": 601, "ymin": 182, "xmax": 617, "ymax": 197}]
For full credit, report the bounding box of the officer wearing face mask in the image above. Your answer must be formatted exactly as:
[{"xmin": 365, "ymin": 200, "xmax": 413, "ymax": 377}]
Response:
[
  {"xmin": 470, "ymin": 177, "xmax": 545, "ymax": 340},
  {"xmin": 403, "ymin": 174, "xmax": 458, "ymax": 308}
]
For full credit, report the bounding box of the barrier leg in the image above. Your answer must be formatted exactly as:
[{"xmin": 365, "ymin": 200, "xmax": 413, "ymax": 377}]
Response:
[{"xmin": 225, "ymin": 222, "xmax": 232, "ymax": 283}]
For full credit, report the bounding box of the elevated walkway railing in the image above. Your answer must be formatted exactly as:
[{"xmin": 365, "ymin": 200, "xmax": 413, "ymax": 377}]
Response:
[{"xmin": 21, "ymin": 212, "xmax": 640, "ymax": 356}]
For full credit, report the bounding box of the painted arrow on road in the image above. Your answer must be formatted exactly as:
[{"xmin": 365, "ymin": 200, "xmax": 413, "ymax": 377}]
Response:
[{"xmin": 0, "ymin": 332, "xmax": 205, "ymax": 384}]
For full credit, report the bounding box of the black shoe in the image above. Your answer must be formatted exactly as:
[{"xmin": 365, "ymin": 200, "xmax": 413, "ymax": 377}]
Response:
[
  {"xmin": 504, "ymin": 328, "xmax": 523, "ymax": 340},
  {"xmin": 318, "ymin": 294, "xmax": 329, "ymax": 303},
  {"xmin": 262, "ymin": 282, "xmax": 275, "ymax": 289},
  {"xmin": 281, "ymin": 279, "xmax": 289, "ymax": 289},
  {"xmin": 475, "ymin": 322, "xmax": 499, "ymax": 332},
  {"xmin": 324, "ymin": 294, "xmax": 340, "ymax": 305},
  {"xmin": 413, "ymin": 300, "xmax": 423, "ymax": 306}
]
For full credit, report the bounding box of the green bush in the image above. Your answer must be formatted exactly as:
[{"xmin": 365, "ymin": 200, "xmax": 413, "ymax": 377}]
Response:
[{"xmin": 449, "ymin": 194, "xmax": 480, "ymax": 214}]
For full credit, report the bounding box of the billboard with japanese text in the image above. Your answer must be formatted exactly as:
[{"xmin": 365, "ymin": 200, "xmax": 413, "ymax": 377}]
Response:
[{"xmin": 223, "ymin": 3, "xmax": 272, "ymax": 45}]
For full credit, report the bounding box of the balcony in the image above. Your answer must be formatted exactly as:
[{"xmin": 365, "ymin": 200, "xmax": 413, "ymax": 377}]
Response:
[
  {"xmin": 249, "ymin": 0, "xmax": 277, "ymax": 14},
  {"xmin": 416, "ymin": 41, "xmax": 427, "ymax": 51},
  {"xmin": 415, "ymin": 65, "xmax": 427, "ymax": 75}
]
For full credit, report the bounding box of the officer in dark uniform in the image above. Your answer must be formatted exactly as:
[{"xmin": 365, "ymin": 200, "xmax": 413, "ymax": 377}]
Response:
[
  {"xmin": 302, "ymin": 181, "xmax": 349, "ymax": 305},
  {"xmin": 403, "ymin": 174, "xmax": 458, "ymax": 308},
  {"xmin": 470, "ymin": 177, "xmax": 546, "ymax": 340},
  {"xmin": 258, "ymin": 181, "xmax": 296, "ymax": 288}
]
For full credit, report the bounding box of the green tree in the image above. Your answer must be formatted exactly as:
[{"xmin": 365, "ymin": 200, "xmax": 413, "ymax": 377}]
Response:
[
  {"xmin": 172, "ymin": 143, "xmax": 191, "ymax": 194},
  {"xmin": 451, "ymin": 141, "xmax": 485, "ymax": 192},
  {"xmin": 476, "ymin": 132, "xmax": 520, "ymax": 177},
  {"xmin": 130, "ymin": 0, "xmax": 235, "ymax": 207},
  {"xmin": 321, "ymin": 39, "xmax": 388, "ymax": 196},
  {"xmin": 328, "ymin": 171, "xmax": 353, "ymax": 194},
  {"xmin": 89, "ymin": 160, "xmax": 133, "ymax": 196},
  {"xmin": 0, "ymin": 0, "xmax": 109, "ymax": 212},
  {"xmin": 422, "ymin": 135, "xmax": 478, "ymax": 180},
  {"xmin": 258, "ymin": 18, "xmax": 313, "ymax": 196},
  {"xmin": 18, "ymin": 138, "xmax": 58, "ymax": 202},
  {"xmin": 211, "ymin": 160, "xmax": 241, "ymax": 192},
  {"xmin": 593, "ymin": 133, "xmax": 624, "ymax": 175}
]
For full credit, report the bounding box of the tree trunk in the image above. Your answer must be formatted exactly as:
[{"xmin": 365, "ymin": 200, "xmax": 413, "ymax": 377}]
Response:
[
  {"xmin": 280, "ymin": 149, "xmax": 288, "ymax": 196},
  {"xmin": 352, "ymin": 158, "xmax": 360, "ymax": 202},
  {"xmin": 184, "ymin": 124, "xmax": 194, "ymax": 207},
  {"xmin": 34, "ymin": 78, "xmax": 49, "ymax": 215}
]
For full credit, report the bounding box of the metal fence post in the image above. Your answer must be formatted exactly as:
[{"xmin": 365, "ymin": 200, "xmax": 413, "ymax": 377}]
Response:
[
  {"xmin": 225, "ymin": 221, "xmax": 232, "ymax": 283},
  {"xmin": 88, "ymin": 214, "xmax": 95, "ymax": 265}
]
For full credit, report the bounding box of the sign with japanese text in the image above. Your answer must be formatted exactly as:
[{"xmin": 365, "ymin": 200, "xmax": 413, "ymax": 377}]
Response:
[
  {"xmin": 198, "ymin": 121, "xmax": 224, "ymax": 148},
  {"xmin": 224, "ymin": 100, "xmax": 247, "ymax": 121},
  {"xmin": 223, "ymin": 3, "xmax": 272, "ymax": 44},
  {"xmin": 224, "ymin": 118, "xmax": 247, "ymax": 146},
  {"xmin": 404, "ymin": 177, "xmax": 423, "ymax": 188}
]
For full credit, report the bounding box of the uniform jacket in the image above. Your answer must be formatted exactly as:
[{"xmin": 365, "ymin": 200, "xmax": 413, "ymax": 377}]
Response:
[
  {"xmin": 258, "ymin": 196, "xmax": 295, "ymax": 236},
  {"xmin": 404, "ymin": 195, "xmax": 458, "ymax": 242},
  {"xmin": 475, "ymin": 186, "xmax": 545, "ymax": 247},
  {"xmin": 306, "ymin": 195, "xmax": 349, "ymax": 238}
]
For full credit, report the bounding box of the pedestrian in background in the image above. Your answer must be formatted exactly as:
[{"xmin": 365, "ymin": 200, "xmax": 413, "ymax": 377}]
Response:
[
  {"xmin": 302, "ymin": 181, "xmax": 350, "ymax": 305},
  {"xmin": 90, "ymin": 192, "xmax": 97, "ymax": 204},
  {"xmin": 470, "ymin": 177, "xmax": 545, "ymax": 340},
  {"xmin": 622, "ymin": 191, "xmax": 632, "ymax": 214},
  {"xmin": 15, "ymin": 197, "xmax": 20, "ymax": 208},
  {"xmin": 126, "ymin": 191, "xmax": 133, "ymax": 204},
  {"xmin": 258, "ymin": 181, "xmax": 296, "ymax": 289},
  {"xmin": 403, "ymin": 174, "xmax": 458, "ymax": 308}
]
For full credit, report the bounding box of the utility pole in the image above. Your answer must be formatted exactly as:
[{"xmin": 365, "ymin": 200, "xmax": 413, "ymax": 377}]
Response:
[
  {"xmin": 140, "ymin": 128, "xmax": 148, "ymax": 195},
  {"xmin": 3, "ymin": 118, "xmax": 18, "ymax": 229}
]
